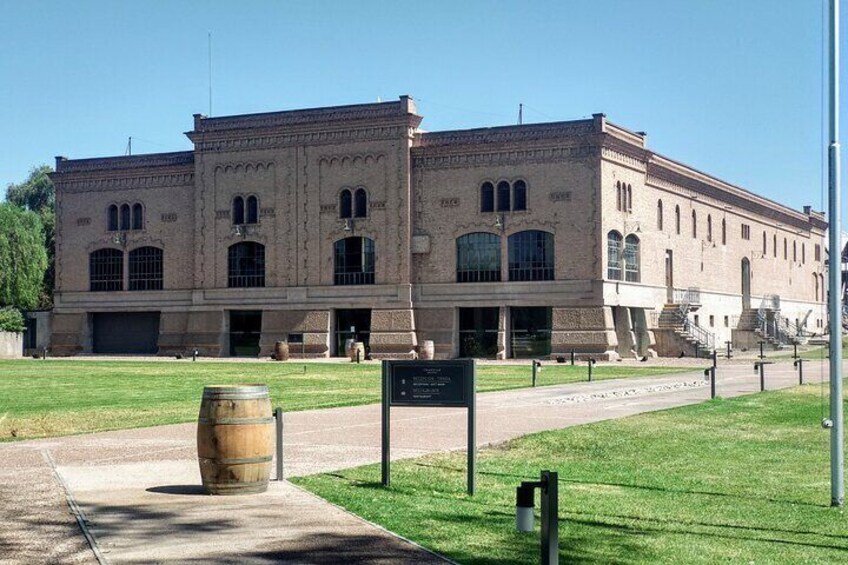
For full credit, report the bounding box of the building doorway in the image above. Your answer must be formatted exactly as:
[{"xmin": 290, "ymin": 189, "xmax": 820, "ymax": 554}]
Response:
[
  {"xmin": 665, "ymin": 249, "xmax": 674, "ymax": 302},
  {"xmin": 458, "ymin": 307, "xmax": 499, "ymax": 358},
  {"xmin": 334, "ymin": 309, "xmax": 371, "ymax": 356},
  {"xmin": 229, "ymin": 310, "xmax": 262, "ymax": 357},
  {"xmin": 510, "ymin": 307, "xmax": 552, "ymax": 358},
  {"xmin": 741, "ymin": 258, "xmax": 751, "ymax": 309}
]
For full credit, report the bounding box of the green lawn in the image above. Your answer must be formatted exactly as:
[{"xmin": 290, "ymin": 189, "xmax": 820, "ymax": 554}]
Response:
[
  {"xmin": 294, "ymin": 386, "xmax": 848, "ymax": 564},
  {"xmin": 0, "ymin": 359, "xmax": 682, "ymax": 441}
]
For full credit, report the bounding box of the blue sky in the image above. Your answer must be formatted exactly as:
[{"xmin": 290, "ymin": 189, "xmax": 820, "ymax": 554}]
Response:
[{"xmin": 0, "ymin": 0, "xmax": 844, "ymax": 215}]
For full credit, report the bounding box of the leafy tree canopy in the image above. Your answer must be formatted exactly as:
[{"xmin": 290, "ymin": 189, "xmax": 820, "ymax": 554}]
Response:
[
  {"xmin": 0, "ymin": 203, "xmax": 48, "ymax": 310},
  {"xmin": 5, "ymin": 165, "xmax": 54, "ymax": 308},
  {"xmin": 0, "ymin": 306, "xmax": 25, "ymax": 333}
]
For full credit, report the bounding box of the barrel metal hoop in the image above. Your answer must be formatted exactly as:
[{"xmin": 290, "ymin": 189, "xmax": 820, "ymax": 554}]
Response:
[
  {"xmin": 197, "ymin": 417, "xmax": 274, "ymax": 425},
  {"xmin": 199, "ymin": 455, "xmax": 273, "ymax": 465}
]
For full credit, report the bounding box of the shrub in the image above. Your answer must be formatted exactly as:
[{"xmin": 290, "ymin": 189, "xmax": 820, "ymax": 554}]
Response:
[{"xmin": 0, "ymin": 307, "xmax": 25, "ymax": 333}]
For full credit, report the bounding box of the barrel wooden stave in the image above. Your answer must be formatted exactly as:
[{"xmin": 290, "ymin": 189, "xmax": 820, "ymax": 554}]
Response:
[{"xmin": 197, "ymin": 385, "xmax": 273, "ymax": 495}]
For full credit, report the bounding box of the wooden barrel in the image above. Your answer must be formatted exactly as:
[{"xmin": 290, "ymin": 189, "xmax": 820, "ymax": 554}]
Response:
[
  {"xmin": 420, "ymin": 340, "xmax": 435, "ymax": 360},
  {"xmin": 274, "ymin": 341, "xmax": 289, "ymax": 361},
  {"xmin": 197, "ymin": 385, "xmax": 274, "ymax": 495},
  {"xmin": 349, "ymin": 341, "xmax": 365, "ymax": 362}
]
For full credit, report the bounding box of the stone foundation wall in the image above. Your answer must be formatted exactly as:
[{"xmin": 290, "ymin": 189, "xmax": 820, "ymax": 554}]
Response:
[
  {"xmin": 0, "ymin": 332, "xmax": 22, "ymax": 358},
  {"xmin": 369, "ymin": 309, "xmax": 417, "ymax": 360},
  {"xmin": 259, "ymin": 310, "xmax": 330, "ymax": 358},
  {"xmin": 551, "ymin": 306, "xmax": 619, "ymax": 360},
  {"xmin": 50, "ymin": 313, "xmax": 87, "ymax": 356}
]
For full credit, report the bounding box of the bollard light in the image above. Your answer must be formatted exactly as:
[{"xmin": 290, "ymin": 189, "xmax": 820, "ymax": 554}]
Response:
[{"xmin": 515, "ymin": 483, "xmax": 535, "ymax": 532}]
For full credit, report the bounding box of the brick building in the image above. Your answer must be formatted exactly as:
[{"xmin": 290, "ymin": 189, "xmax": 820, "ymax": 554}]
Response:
[{"xmin": 49, "ymin": 96, "xmax": 827, "ymax": 359}]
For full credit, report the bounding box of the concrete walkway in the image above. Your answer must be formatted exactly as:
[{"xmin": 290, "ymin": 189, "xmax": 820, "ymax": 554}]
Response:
[{"xmin": 0, "ymin": 359, "xmax": 831, "ymax": 564}]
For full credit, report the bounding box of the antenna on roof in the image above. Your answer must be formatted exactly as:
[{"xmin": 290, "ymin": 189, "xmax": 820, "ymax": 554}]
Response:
[
  {"xmin": 126, "ymin": 136, "xmax": 132, "ymax": 156},
  {"xmin": 208, "ymin": 32, "xmax": 213, "ymax": 116},
  {"xmin": 518, "ymin": 103, "xmax": 523, "ymax": 125}
]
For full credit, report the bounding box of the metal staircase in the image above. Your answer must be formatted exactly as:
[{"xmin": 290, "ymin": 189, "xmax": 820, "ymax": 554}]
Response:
[{"xmin": 656, "ymin": 287, "xmax": 715, "ymax": 357}]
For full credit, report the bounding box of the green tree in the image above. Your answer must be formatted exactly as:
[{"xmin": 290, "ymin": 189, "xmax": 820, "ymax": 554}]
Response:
[
  {"xmin": 0, "ymin": 203, "xmax": 48, "ymax": 310},
  {"xmin": 5, "ymin": 165, "xmax": 54, "ymax": 307}
]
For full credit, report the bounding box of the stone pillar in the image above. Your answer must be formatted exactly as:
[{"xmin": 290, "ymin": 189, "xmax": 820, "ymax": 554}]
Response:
[
  {"xmin": 414, "ymin": 308, "xmax": 453, "ymax": 359},
  {"xmin": 259, "ymin": 310, "xmax": 329, "ymax": 358},
  {"xmin": 629, "ymin": 307, "xmax": 657, "ymax": 358},
  {"xmin": 497, "ymin": 307, "xmax": 507, "ymax": 360},
  {"xmin": 369, "ymin": 309, "xmax": 417, "ymax": 360},
  {"xmin": 184, "ymin": 311, "xmax": 225, "ymax": 357},
  {"xmin": 612, "ymin": 306, "xmax": 636, "ymax": 359},
  {"xmin": 50, "ymin": 312, "xmax": 87, "ymax": 356},
  {"xmin": 550, "ymin": 306, "xmax": 619, "ymax": 361},
  {"xmin": 158, "ymin": 311, "xmax": 189, "ymax": 356}
]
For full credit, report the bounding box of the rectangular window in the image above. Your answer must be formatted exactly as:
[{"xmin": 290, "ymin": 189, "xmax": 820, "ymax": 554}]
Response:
[
  {"xmin": 287, "ymin": 333, "xmax": 304, "ymax": 343},
  {"xmin": 709, "ymin": 315, "xmax": 714, "ymax": 327},
  {"xmin": 724, "ymin": 315, "xmax": 729, "ymax": 327},
  {"xmin": 815, "ymin": 244, "xmax": 822, "ymax": 262},
  {"xmin": 741, "ymin": 224, "xmax": 750, "ymax": 240}
]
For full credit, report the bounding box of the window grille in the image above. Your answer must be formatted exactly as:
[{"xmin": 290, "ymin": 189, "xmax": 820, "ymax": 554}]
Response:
[
  {"xmin": 128, "ymin": 247, "xmax": 163, "ymax": 291},
  {"xmin": 624, "ymin": 234, "xmax": 640, "ymax": 282},
  {"xmin": 90, "ymin": 248, "xmax": 123, "ymax": 291},
  {"xmin": 228, "ymin": 242, "xmax": 265, "ymax": 287},
  {"xmin": 607, "ymin": 231, "xmax": 623, "ymax": 280},
  {"xmin": 508, "ymin": 230, "xmax": 554, "ymax": 281},
  {"xmin": 334, "ymin": 237, "xmax": 375, "ymax": 285},
  {"xmin": 456, "ymin": 233, "xmax": 501, "ymax": 282}
]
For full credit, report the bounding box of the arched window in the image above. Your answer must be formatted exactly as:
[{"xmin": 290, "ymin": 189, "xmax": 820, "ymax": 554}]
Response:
[
  {"xmin": 232, "ymin": 196, "xmax": 245, "ymax": 225},
  {"xmin": 246, "ymin": 196, "xmax": 258, "ymax": 224},
  {"xmin": 624, "ymin": 234, "xmax": 640, "ymax": 282},
  {"xmin": 228, "ymin": 242, "xmax": 265, "ymax": 287},
  {"xmin": 339, "ymin": 189, "xmax": 352, "ymax": 219},
  {"xmin": 508, "ymin": 230, "xmax": 554, "ymax": 281},
  {"xmin": 626, "ymin": 184, "xmax": 633, "ymax": 212},
  {"xmin": 607, "ymin": 231, "xmax": 623, "ymax": 280},
  {"xmin": 108, "ymin": 205, "xmax": 119, "ymax": 231},
  {"xmin": 496, "ymin": 181, "xmax": 510, "ymax": 212},
  {"xmin": 334, "ymin": 237, "xmax": 375, "ymax": 285},
  {"xmin": 456, "ymin": 233, "xmax": 501, "ymax": 282},
  {"xmin": 773, "ymin": 234, "xmax": 777, "ymax": 257},
  {"xmin": 721, "ymin": 218, "xmax": 726, "ymax": 245},
  {"xmin": 691, "ymin": 210, "xmax": 697, "ymax": 238},
  {"xmin": 120, "ymin": 204, "xmax": 131, "ymax": 231},
  {"xmin": 675, "ymin": 205, "xmax": 681, "ymax": 235},
  {"xmin": 802, "ymin": 243, "xmax": 806, "ymax": 263},
  {"xmin": 784, "ymin": 238, "xmax": 788, "ymax": 259},
  {"xmin": 354, "ymin": 188, "xmax": 367, "ymax": 218},
  {"xmin": 480, "ymin": 182, "xmax": 494, "ymax": 212},
  {"xmin": 657, "ymin": 200, "xmax": 663, "ymax": 230},
  {"xmin": 513, "ymin": 180, "xmax": 527, "ymax": 211},
  {"xmin": 129, "ymin": 246, "xmax": 163, "ymax": 291},
  {"xmin": 90, "ymin": 248, "xmax": 123, "ymax": 291},
  {"xmin": 132, "ymin": 203, "xmax": 143, "ymax": 230},
  {"xmin": 762, "ymin": 231, "xmax": 767, "ymax": 255},
  {"xmin": 707, "ymin": 215, "xmax": 712, "ymax": 242},
  {"xmin": 793, "ymin": 241, "xmax": 797, "ymax": 262},
  {"xmin": 616, "ymin": 181, "xmax": 622, "ymax": 211}
]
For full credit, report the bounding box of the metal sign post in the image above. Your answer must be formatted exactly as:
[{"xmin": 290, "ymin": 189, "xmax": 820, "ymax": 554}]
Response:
[
  {"xmin": 794, "ymin": 358, "xmax": 805, "ymax": 386},
  {"xmin": 382, "ymin": 359, "xmax": 476, "ymax": 495},
  {"xmin": 274, "ymin": 407, "xmax": 283, "ymax": 481}
]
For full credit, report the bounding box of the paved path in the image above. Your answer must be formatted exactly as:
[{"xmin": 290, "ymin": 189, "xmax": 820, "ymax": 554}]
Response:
[{"xmin": 0, "ymin": 359, "xmax": 832, "ymax": 564}]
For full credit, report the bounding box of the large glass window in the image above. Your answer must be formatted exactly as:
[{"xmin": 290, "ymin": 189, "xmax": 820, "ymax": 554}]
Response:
[
  {"xmin": 128, "ymin": 246, "xmax": 163, "ymax": 291},
  {"xmin": 508, "ymin": 230, "xmax": 554, "ymax": 281},
  {"xmin": 510, "ymin": 306, "xmax": 552, "ymax": 358},
  {"xmin": 607, "ymin": 231, "xmax": 623, "ymax": 280},
  {"xmin": 456, "ymin": 232, "xmax": 501, "ymax": 282},
  {"xmin": 334, "ymin": 237, "xmax": 375, "ymax": 285},
  {"xmin": 624, "ymin": 234, "xmax": 640, "ymax": 282},
  {"xmin": 228, "ymin": 242, "xmax": 265, "ymax": 287},
  {"xmin": 90, "ymin": 248, "xmax": 123, "ymax": 291}
]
